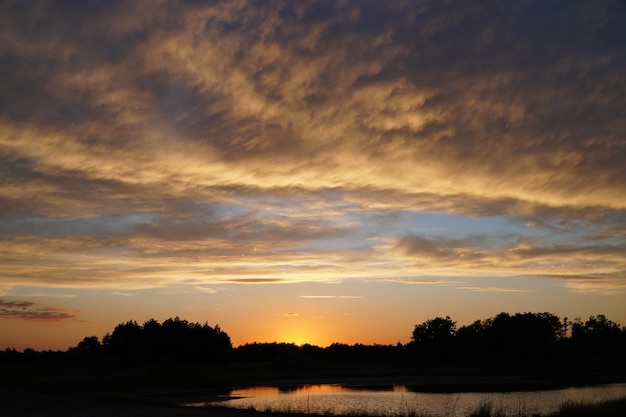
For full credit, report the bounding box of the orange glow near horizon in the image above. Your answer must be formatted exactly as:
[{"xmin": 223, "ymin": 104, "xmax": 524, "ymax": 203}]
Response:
[
  {"xmin": 3, "ymin": 278, "xmax": 626, "ymax": 352},
  {"xmin": 269, "ymin": 319, "xmax": 332, "ymax": 347}
]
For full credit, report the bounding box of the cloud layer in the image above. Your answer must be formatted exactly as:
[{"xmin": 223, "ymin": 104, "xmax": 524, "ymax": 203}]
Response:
[
  {"xmin": 0, "ymin": 299, "xmax": 77, "ymax": 321},
  {"xmin": 0, "ymin": 0, "xmax": 625, "ymax": 298}
]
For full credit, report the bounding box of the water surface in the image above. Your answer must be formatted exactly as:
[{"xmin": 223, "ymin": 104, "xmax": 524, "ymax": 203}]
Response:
[{"xmin": 184, "ymin": 383, "xmax": 626, "ymax": 417}]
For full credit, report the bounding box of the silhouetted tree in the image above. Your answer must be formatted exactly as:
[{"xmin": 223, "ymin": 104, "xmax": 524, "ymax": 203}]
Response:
[
  {"xmin": 570, "ymin": 315, "xmax": 625, "ymax": 362},
  {"xmin": 141, "ymin": 318, "xmax": 163, "ymax": 363},
  {"xmin": 410, "ymin": 316, "xmax": 457, "ymax": 364},
  {"xmin": 233, "ymin": 342, "xmax": 403, "ymax": 368},
  {"xmin": 71, "ymin": 335, "xmax": 102, "ymax": 365},
  {"xmin": 0, "ymin": 347, "xmax": 22, "ymax": 365},
  {"xmin": 102, "ymin": 320, "xmax": 142, "ymax": 364},
  {"xmin": 77, "ymin": 336, "xmax": 100, "ymax": 352},
  {"xmin": 456, "ymin": 319, "xmax": 486, "ymax": 364},
  {"xmin": 97, "ymin": 317, "xmax": 231, "ymax": 366},
  {"xmin": 457, "ymin": 312, "xmax": 567, "ymax": 365}
]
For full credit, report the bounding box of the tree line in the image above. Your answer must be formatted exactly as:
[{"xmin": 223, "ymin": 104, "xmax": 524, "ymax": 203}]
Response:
[
  {"xmin": 409, "ymin": 312, "xmax": 626, "ymax": 366},
  {"xmin": 230, "ymin": 313, "xmax": 626, "ymax": 368},
  {"xmin": 1, "ymin": 317, "xmax": 231, "ymax": 367},
  {"xmin": 1, "ymin": 312, "xmax": 625, "ymax": 368}
]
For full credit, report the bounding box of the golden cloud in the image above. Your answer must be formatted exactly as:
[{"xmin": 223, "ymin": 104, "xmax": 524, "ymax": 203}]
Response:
[{"xmin": 0, "ymin": 1, "xmax": 624, "ymax": 295}]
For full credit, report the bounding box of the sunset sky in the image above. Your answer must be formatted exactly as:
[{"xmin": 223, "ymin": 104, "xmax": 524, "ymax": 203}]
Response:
[{"xmin": 1, "ymin": 0, "xmax": 625, "ymax": 351}]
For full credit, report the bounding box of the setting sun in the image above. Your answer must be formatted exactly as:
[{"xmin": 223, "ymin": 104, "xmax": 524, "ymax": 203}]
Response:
[{"xmin": 273, "ymin": 319, "xmax": 324, "ymax": 347}]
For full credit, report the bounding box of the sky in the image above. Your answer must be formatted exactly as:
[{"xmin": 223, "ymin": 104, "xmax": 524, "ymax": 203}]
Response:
[{"xmin": 1, "ymin": 0, "xmax": 625, "ymax": 351}]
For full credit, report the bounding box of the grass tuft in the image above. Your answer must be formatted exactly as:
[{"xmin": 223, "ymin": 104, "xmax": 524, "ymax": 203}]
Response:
[
  {"xmin": 550, "ymin": 396, "xmax": 626, "ymax": 417},
  {"xmin": 467, "ymin": 400, "xmax": 506, "ymax": 417}
]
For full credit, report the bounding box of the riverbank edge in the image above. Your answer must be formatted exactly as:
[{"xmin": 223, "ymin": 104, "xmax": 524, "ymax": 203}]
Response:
[{"xmin": 3, "ymin": 365, "xmax": 626, "ymax": 417}]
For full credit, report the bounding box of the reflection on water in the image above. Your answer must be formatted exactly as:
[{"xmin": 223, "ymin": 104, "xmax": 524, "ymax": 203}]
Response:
[
  {"xmin": 183, "ymin": 382, "xmax": 626, "ymax": 417},
  {"xmin": 238, "ymin": 384, "xmax": 408, "ymax": 396}
]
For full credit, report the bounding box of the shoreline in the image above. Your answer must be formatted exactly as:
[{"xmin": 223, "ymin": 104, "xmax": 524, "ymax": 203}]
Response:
[
  {"xmin": 3, "ymin": 365, "xmax": 626, "ymax": 417},
  {"xmin": 3, "ymin": 384, "xmax": 626, "ymax": 417}
]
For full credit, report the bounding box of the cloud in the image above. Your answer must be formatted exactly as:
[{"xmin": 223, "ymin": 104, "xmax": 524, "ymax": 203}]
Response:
[
  {"xmin": 456, "ymin": 286, "xmax": 535, "ymax": 293},
  {"xmin": 384, "ymin": 279, "xmax": 464, "ymax": 286},
  {"xmin": 0, "ymin": 300, "xmax": 36, "ymax": 309},
  {"xmin": 224, "ymin": 278, "xmax": 287, "ymax": 284},
  {"xmin": 8, "ymin": 291, "xmax": 76, "ymax": 299},
  {"xmin": 393, "ymin": 233, "xmax": 626, "ymax": 279},
  {"xmin": 299, "ymin": 295, "xmax": 363, "ymax": 299},
  {"xmin": 0, "ymin": 299, "xmax": 78, "ymax": 321},
  {"xmin": 193, "ymin": 286, "xmax": 218, "ymax": 294},
  {"xmin": 538, "ymin": 273, "xmax": 626, "ymax": 296},
  {"xmin": 0, "ymin": 0, "xmax": 624, "ymax": 295},
  {"xmin": 1, "ymin": 1, "xmax": 624, "ymax": 215},
  {"xmin": 561, "ymin": 280, "xmax": 626, "ymax": 296}
]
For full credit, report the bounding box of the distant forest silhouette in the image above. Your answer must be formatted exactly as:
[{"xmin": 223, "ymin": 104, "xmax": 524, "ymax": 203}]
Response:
[{"xmin": 2, "ymin": 312, "xmax": 625, "ymax": 368}]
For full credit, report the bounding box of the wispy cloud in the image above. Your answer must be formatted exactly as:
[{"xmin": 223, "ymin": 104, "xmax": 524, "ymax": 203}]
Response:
[
  {"xmin": 0, "ymin": 300, "xmax": 36, "ymax": 309},
  {"xmin": 193, "ymin": 286, "xmax": 219, "ymax": 294},
  {"xmin": 384, "ymin": 279, "xmax": 465, "ymax": 286},
  {"xmin": 456, "ymin": 286, "xmax": 535, "ymax": 293},
  {"xmin": 393, "ymin": 233, "xmax": 625, "ymax": 281},
  {"xmin": 0, "ymin": 299, "xmax": 78, "ymax": 322},
  {"xmin": 538, "ymin": 274, "xmax": 626, "ymax": 296},
  {"xmin": 299, "ymin": 295, "xmax": 363, "ymax": 299},
  {"xmin": 0, "ymin": 0, "xmax": 624, "ymax": 300},
  {"xmin": 4, "ymin": 291, "xmax": 76, "ymax": 299},
  {"xmin": 224, "ymin": 278, "xmax": 288, "ymax": 284}
]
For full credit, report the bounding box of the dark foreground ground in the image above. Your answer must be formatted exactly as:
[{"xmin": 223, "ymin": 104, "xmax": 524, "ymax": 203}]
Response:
[{"xmin": 2, "ymin": 364, "xmax": 626, "ymax": 417}]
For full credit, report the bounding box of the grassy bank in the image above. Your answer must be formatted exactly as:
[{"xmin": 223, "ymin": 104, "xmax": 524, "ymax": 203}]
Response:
[
  {"xmin": 467, "ymin": 396, "xmax": 626, "ymax": 417},
  {"xmin": 202, "ymin": 395, "xmax": 626, "ymax": 417},
  {"xmin": 552, "ymin": 396, "xmax": 626, "ymax": 416}
]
